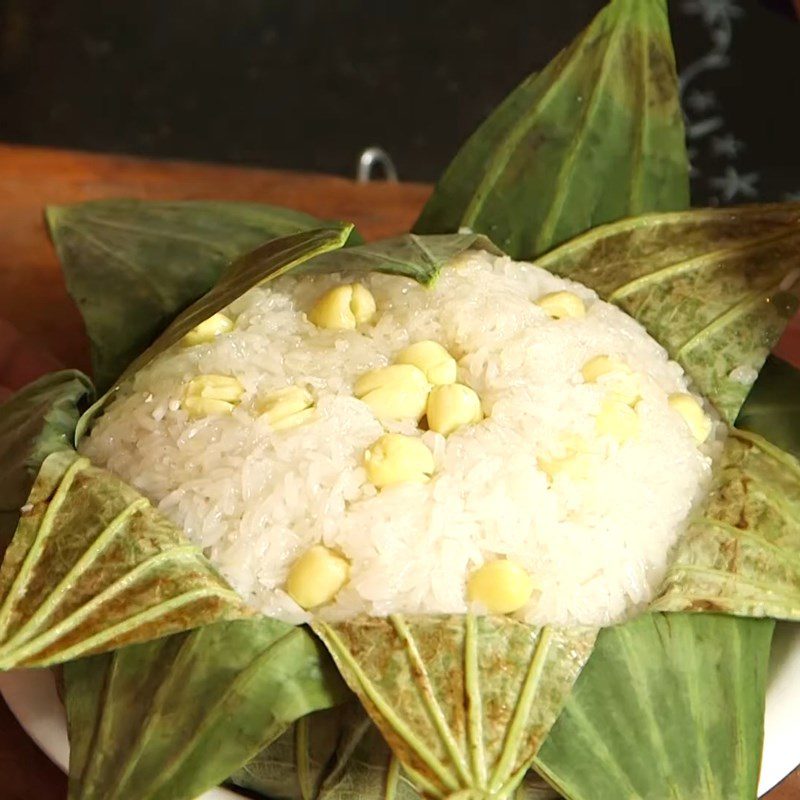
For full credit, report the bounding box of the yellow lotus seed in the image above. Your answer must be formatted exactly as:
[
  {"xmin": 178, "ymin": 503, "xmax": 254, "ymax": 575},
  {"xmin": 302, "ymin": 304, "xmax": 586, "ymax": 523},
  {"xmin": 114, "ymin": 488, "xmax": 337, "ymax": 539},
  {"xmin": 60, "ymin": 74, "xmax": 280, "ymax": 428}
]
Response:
[
  {"xmin": 350, "ymin": 283, "xmax": 377, "ymax": 324},
  {"xmin": 260, "ymin": 386, "xmax": 315, "ymax": 430},
  {"xmin": 535, "ymin": 291, "xmax": 586, "ymax": 320},
  {"xmin": 596, "ymin": 396, "xmax": 640, "ymax": 443},
  {"xmin": 668, "ymin": 393, "xmax": 712, "ymax": 443},
  {"xmin": 426, "ymin": 383, "xmax": 483, "ymax": 436},
  {"xmin": 308, "ymin": 283, "xmax": 376, "ymax": 330},
  {"xmin": 538, "ymin": 452, "xmax": 594, "ymax": 482},
  {"xmin": 181, "ymin": 312, "xmax": 235, "ymax": 347},
  {"xmin": 183, "ymin": 397, "xmax": 237, "ymax": 417},
  {"xmin": 354, "ymin": 364, "xmax": 430, "ymax": 421},
  {"xmin": 467, "ymin": 559, "xmax": 535, "ymax": 615},
  {"xmin": 272, "ymin": 408, "xmax": 315, "ymax": 430},
  {"xmin": 286, "ymin": 545, "xmax": 350, "ymax": 609},
  {"xmin": 364, "ymin": 434, "xmax": 435, "ymax": 488},
  {"xmin": 581, "ymin": 355, "xmax": 640, "ymax": 406},
  {"xmin": 309, "ymin": 285, "xmax": 351, "ymax": 329},
  {"xmin": 396, "ymin": 340, "xmax": 457, "ymax": 385},
  {"xmin": 183, "ymin": 374, "xmax": 244, "ymax": 417}
]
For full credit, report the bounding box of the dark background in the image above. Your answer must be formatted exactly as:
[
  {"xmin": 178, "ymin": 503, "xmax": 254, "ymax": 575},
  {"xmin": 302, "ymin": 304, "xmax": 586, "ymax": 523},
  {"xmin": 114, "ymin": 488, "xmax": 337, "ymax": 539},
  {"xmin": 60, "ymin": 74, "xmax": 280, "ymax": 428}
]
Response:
[{"xmin": 1, "ymin": 0, "xmax": 798, "ymax": 203}]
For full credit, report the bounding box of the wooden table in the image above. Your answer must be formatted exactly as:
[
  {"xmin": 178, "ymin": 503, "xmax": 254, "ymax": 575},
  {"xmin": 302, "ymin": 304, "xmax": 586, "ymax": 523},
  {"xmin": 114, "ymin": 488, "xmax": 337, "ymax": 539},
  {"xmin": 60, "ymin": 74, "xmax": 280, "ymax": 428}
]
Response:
[{"xmin": 0, "ymin": 143, "xmax": 797, "ymax": 799}]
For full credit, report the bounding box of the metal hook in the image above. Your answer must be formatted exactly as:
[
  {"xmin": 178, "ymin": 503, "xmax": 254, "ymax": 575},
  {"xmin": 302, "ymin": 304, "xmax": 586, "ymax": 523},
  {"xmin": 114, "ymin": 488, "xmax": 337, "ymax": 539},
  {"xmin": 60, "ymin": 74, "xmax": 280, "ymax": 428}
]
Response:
[{"xmin": 357, "ymin": 147, "xmax": 399, "ymax": 183}]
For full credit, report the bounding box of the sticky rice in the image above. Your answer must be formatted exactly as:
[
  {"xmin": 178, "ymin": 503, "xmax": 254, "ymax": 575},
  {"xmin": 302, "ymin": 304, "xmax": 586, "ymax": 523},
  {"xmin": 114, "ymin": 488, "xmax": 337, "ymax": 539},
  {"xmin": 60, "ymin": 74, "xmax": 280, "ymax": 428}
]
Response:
[{"xmin": 81, "ymin": 250, "xmax": 720, "ymax": 627}]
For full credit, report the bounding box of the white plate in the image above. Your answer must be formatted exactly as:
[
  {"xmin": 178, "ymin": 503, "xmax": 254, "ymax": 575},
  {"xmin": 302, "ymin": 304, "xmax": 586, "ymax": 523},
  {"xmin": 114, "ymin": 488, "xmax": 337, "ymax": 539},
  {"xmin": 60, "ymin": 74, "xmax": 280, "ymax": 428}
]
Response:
[{"xmin": 2, "ymin": 623, "xmax": 799, "ymax": 798}]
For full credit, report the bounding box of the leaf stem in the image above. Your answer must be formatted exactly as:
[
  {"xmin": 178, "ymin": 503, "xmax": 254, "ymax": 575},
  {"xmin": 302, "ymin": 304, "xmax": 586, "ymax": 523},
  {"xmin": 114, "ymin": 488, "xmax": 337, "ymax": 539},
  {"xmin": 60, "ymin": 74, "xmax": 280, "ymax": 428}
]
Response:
[
  {"xmin": 488, "ymin": 627, "xmax": 553, "ymax": 793},
  {"xmin": 464, "ymin": 614, "xmax": 487, "ymax": 789},
  {"xmin": 385, "ymin": 754, "xmax": 401, "ymax": 800},
  {"xmin": 3, "ymin": 497, "xmax": 149, "ymax": 649},
  {"xmin": 608, "ymin": 228, "xmax": 799, "ymax": 302},
  {"xmin": 313, "ymin": 621, "xmax": 459, "ymax": 794},
  {"xmin": 390, "ymin": 614, "xmax": 472, "ymax": 786},
  {"xmin": 0, "ymin": 454, "xmax": 88, "ymax": 639}
]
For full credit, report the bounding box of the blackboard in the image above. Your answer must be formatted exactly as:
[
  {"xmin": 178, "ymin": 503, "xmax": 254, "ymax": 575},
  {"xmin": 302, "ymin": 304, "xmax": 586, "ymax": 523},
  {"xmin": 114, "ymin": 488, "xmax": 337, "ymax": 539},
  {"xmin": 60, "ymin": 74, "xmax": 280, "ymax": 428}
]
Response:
[{"xmin": 0, "ymin": 0, "xmax": 797, "ymax": 204}]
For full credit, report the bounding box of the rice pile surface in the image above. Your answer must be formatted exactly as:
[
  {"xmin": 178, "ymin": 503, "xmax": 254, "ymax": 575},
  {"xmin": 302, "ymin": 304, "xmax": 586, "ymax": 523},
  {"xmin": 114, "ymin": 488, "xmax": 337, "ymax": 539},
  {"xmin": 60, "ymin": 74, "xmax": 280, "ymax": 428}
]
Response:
[{"xmin": 81, "ymin": 251, "xmax": 720, "ymax": 627}]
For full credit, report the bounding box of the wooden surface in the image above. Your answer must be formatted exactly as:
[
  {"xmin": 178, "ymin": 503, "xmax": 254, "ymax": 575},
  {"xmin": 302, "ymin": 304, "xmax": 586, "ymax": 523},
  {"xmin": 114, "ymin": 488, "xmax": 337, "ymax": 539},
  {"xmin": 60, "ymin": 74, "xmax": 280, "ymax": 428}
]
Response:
[
  {"xmin": 0, "ymin": 143, "xmax": 431, "ymax": 375},
  {"xmin": 0, "ymin": 143, "xmax": 797, "ymax": 800}
]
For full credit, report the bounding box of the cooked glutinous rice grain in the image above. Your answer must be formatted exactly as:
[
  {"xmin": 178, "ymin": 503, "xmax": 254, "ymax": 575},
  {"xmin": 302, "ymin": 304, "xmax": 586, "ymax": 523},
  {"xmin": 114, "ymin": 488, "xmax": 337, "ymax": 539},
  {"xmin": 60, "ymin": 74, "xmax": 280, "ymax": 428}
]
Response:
[{"xmin": 81, "ymin": 251, "xmax": 722, "ymax": 627}]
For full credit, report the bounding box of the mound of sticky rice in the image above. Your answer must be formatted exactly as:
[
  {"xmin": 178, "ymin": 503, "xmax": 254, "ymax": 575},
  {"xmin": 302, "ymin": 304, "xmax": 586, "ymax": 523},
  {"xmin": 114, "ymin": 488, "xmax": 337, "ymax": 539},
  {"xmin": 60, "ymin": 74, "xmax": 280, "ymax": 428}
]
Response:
[{"xmin": 81, "ymin": 250, "xmax": 721, "ymax": 627}]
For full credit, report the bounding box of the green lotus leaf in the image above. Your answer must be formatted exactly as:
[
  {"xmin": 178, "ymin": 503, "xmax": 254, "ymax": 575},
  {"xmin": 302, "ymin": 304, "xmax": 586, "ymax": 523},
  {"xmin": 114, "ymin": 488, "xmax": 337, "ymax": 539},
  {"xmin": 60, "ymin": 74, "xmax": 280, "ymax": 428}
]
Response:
[
  {"xmin": 75, "ymin": 223, "xmax": 355, "ymax": 441},
  {"xmin": 527, "ymin": 205, "xmax": 799, "ymax": 798},
  {"xmin": 44, "ymin": 207, "xmax": 799, "ymax": 797},
  {"xmin": 0, "ymin": 449, "xmax": 250, "ymax": 669},
  {"xmin": 652, "ymin": 429, "xmax": 800, "ymax": 619},
  {"xmin": 231, "ymin": 703, "xmax": 419, "ymax": 800},
  {"xmin": 736, "ymin": 354, "xmax": 800, "ymax": 459},
  {"xmin": 301, "ymin": 232, "xmax": 501, "ymax": 286},
  {"xmin": 531, "ymin": 199, "xmax": 800, "ymax": 620},
  {"xmin": 64, "ymin": 618, "xmax": 347, "ymax": 800},
  {"xmin": 48, "ymin": 199, "xmax": 354, "ymax": 391},
  {"xmin": 75, "ymin": 229, "xmax": 497, "ymax": 442},
  {"xmin": 232, "ymin": 702, "xmax": 560, "ymax": 800},
  {"xmin": 313, "ymin": 615, "xmax": 596, "ymax": 799},
  {"xmin": 18, "ymin": 0, "xmax": 800, "ymax": 798},
  {"xmin": 13, "ymin": 228, "xmax": 510, "ymax": 799},
  {"xmin": 534, "ymin": 204, "xmax": 800, "ymax": 424},
  {"xmin": 36, "ymin": 209, "xmax": 800, "ymax": 800},
  {"xmin": 533, "ymin": 613, "xmax": 773, "ymax": 800},
  {"xmin": 0, "ymin": 226, "xmax": 353, "ymax": 670},
  {"xmin": 0, "ymin": 369, "xmax": 93, "ymax": 553},
  {"xmin": 413, "ymin": 0, "xmax": 688, "ymax": 259},
  {"xmin": 108, "ymin": 225, "xmax": 355, "ymax": 387}
]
